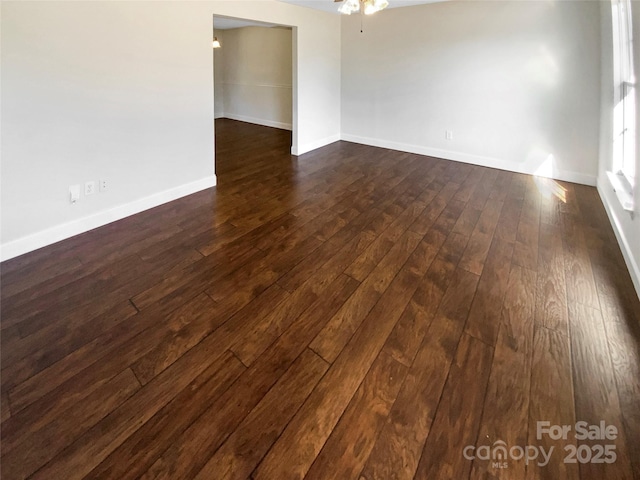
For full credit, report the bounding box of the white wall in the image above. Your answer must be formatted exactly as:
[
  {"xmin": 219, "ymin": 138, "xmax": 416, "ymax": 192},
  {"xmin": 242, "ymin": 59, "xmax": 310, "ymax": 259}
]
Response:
[
  {"xmin": 214, "ymin": 30, "xmax": 226, "ymax": 119},
  {"xmin": 598, "ymin": 0, "xmax": 640, "ymax": 298},
  {"xmin": 341, "ymin": 0, "xmax": 601, "ymax": 186},
  {"xmin": 0, "ymin": 0, "xmax": 341, "ymax": 260},
  {"xmin": 215, "ymin": 26, "xmax": 293, "ymax": 130}
]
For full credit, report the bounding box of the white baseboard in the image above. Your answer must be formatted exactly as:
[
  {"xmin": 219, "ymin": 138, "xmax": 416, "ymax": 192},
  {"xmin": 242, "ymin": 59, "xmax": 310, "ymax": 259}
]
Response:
[
  {"xmin": 222, "ymin": 113, "xmax": 292, "ymax": 131},
  {"xmin": 0, "ymin": 175, "xmax": 217, "ymax": 262},
  {"xmin": 340, "ymin": 133, "xmax": 597, "ymax": 186},
  {"xmin": 292, "ymin": 134, "xmax": 341, "ymax": 156},
  {"xmin": 597, "ymin": 183, "xmax": 640, "ymax": 301}
]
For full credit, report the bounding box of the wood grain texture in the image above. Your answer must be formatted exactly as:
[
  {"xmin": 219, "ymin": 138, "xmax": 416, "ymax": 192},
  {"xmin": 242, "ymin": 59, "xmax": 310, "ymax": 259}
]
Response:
[
  {"xmin": 535, "ymin": 221, "xmax": 569, "ymax": 336},
  {"xmin": 1, "ymin": 392, "xmax": 10, "ymax": 423},
  {"xmin": 254, "ymin": 233, "xmax": 435, "ymax": 480},
  {"xmin": 463, "ymin": 237, "xmax": 514, "ymax": 346},
  {"xmin": 193, "ymin": 349, "xmax": 328, "ymax": 480},
  {"xmin": 309, "ymin": 230, "xmax": 422, "ymax": 363},
  {"xmin": 304, "ymin": 350, "xmax": 407, "ymax": 480},
  {"xmin": 569, "ymin": 303, "xmax": 635, "ymax": 479},
  {"xmin": 1, "ymin": 368, "xmax": 140, "ymax": 479},
  {"xmin": 85, "ymin": 352, "xmax": 246, "ymax": 480},
  {"xmin": 141, "ymin": 275, "xmax": 358, "ymax": 480},
  {"xmin": 526, "ymin": 324, "xmax": 579, "ymax": 480},
  {"xmin": 360, "ymin": 269, "xmax": 479, "ymax": 480},
  {"xmin": 512, "ymin": 178, "xmax": 541, "ymax": 272},
  {"xmin": 469, "ymin": 264, "xmax": 536, "ymax": 479},
  {"xmin": 562, "ymin": 213, "xmax": 600, "ymax": 310},
  {"xmin": 603, "ymin": 319, "xmax": 640, "ymax": 480},
  {"xmin": 413, "ymin": 333, "xmax": 493, "ymax": 480},
  {"xmin": 1, "ymin": 120, "xmax": 638, "ymax": 480},
  {"xmin": 360, "ymin": 314, "xmax": 459, "ymax": 480}
]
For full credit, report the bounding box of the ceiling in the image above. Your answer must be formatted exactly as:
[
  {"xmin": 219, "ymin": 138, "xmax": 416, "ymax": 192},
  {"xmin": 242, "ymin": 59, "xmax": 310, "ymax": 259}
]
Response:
[
  {"xmin": 214, "ymin": 1, "xmax": 445, "ymax": 29},
  {"xmin": 213, "ymin": 17, "xmax": 281, "ymax": 30},
  {"xmin": 278, "ymin": 0, "xmax": 445, "ymax": 14}
]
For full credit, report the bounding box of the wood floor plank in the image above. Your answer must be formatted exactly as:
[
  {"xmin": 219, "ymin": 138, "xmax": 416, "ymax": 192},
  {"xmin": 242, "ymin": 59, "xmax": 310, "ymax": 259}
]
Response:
[
  {"xmin": 458, "ymin": 198, "xmax": 504, "ymax": 276},
  {"xmin": 0, "ymin": 256, "xmax": 84, "ymax": 302},
  {"xmin": 382, "ymin": 247, "xmax": 455, "ymax": 367},
  {"xmin": 4, "ymin": 292, "xmax": 216, "ymax": 416},
  {"xmin": 253, "ymin": 234, "xmax": 435, "ymax": 480},
  {"xmin": 205, "ymin": 233, "xmax": 321, "ymax": 307},
  {"xmin": 0, "ymin": 226, "xmax": 180, "ymax": 321},
  {"xmin": 84, "ymin": 352, "xmax": 246, "ymax": 480},
  {"xmin": 494, "ymin": 174, "xmax": 526, "ymax": 242},
  {"xmin": 1, "ymin": 368, "xmax": 140, "ymax": 479},
  {"xmin": 489, "ymin": 170, "xmax": 514, "ymax": 202},
  {"xmin": 409, "ymin": 181, "xmax": 461, "ymax": 236},
  {"xmin": 28, "ymin": 346, "xmax": 243, "ymax": 480},
  {"xmin": 453, "ymin": 165, "xmax": 486, "ymax": 204},
  {"xmin": 469, "ymin": 264, "xmax": 537, "ymax": 479},
  {"xmin": 526, "ymin": 324, "xmax": 579, "ymax": 480},
  {"xmin": 537, "ymin": 177, "xmax": 565, "ymax": 227},
  {"xmin": 499, "ymin": 264, "xmax": 537, "ymax": 355},
  {"xmin": 359, "ymin": 315, "xmax": 460, "ymax": 480},
  {"xmin": 468, "ymin": 168, "xmax": 500, "ymax": 210},
  {"xmin": 140, "ymin": 274, "xmax": 359, "ymax": 480},
  {"xmin": 1, "ymin": 300, "xmax": 138, "ymax": 392},
  {"xmin": 229, "ymin": 283, "xmax": 320, "ymax": 366},
  {"xmin": 512, "ymin": 178, "xmax": 541, "ymax": 272},
  {"xmin": 310, "ymin": 230, "xmax": 422, "ymax": 363},
  {"xmin": 413, "ymin": 333, "xmax": 493, "ymax": 480},
  {"xmin": 304, "ymin": 350, "xmax": 407, "ymax": 480},
  {"xmin": 130, "ymin": 242, "xmax": 261, "ymax": 311},
  {"xmin": 535, "ymin": 221, "xmax": 569, "ymax": 336},
  {"xmin": 562, "ymin": 213, "xmax": 600, "ymax": 310},
  {"xmin": 1, "ymin": 253, "xmax": 151, "ymax": 334},
  {"xmin": 1, "ymin": 392, "xmax": 10, "ymax": 423},
  {"xmin": 463, "ymin": 237, "xmax": 514, "ymax": 345},
  {"xmin": 360, "ymin": 268, "xmax": 480, "ymax": 480},
  {"xmin": 569, "ymin": 302, "xmax": 634, "ymax": 479},
  {"xmin": 603, "ymin": 319, "xmax": 640, "ymax": 479},
  {"xmin": 276, "ymin": 205, "xmax": 384, "ymax": 293},
  {"xmin": 451, "ymin": 201, "xmax": 482, "ymax": 238},
  {"xmin": 343, "ymin": 205, "xmax": 424, "ymax": 282},
  {"xmin": 193, "ymin": 349, "xmax": 328, "ymax": 480},
  {"xmin": 130, "ymin": 287, "xmax": 287, "ymax": 384}
]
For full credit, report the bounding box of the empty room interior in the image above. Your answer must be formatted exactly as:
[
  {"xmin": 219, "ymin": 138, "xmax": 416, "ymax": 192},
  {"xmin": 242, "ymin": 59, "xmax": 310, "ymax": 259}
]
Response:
[{"xmin": 1, "ymin": 0, "xmax": 640, "ymax": 479}]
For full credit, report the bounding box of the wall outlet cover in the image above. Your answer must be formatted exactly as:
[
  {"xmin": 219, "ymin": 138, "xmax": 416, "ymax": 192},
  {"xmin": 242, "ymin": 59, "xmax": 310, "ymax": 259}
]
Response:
[{"xmin": 85, "ymin": 181, "xmax": 96, "ymax": 195}]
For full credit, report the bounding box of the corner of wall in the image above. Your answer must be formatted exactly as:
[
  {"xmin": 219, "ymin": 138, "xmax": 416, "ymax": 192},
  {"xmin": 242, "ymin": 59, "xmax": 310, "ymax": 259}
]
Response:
[
  {"xmin": 340, "ymin": 133, "xmax": 597, "ymax": 186},
  {"xmin": 292, "ymin": 134, "xmax": 341, "ymax": 156}
]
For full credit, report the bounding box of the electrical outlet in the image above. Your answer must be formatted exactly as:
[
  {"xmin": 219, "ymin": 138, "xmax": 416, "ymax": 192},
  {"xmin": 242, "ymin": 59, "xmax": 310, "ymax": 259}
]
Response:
[
  {"xmin": 99, "ymin": 179, "xmax": 108, "ymax": 192},
  {"xmin": 445, "ymin": 130, "xmax": 454, "ymax": 140},
  {"xmin": 69, "ymin": 185, "xmax": 80, "ymax": 204},
  {"xmin": 85, "ymin": 181, "xmax": 96, "ymax": 196}
]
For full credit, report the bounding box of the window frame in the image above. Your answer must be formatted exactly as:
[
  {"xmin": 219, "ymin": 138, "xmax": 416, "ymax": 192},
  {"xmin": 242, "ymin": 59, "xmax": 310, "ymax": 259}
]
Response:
[{"xmin": 610, "ymin": 0, "xmax": 637, "ymax": 212}]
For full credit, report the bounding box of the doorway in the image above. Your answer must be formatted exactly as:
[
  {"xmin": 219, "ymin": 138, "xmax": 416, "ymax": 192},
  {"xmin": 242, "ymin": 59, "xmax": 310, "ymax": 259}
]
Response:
[{"xmin": 212, "ymin": 16, "xmax": 296, "ymax": 177}]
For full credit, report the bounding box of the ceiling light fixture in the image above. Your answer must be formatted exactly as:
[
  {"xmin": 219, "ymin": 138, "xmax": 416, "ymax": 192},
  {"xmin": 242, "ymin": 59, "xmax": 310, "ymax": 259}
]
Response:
[
  {"xmin": 212, "ymin": 37, "xmax": 221, "ymax": 49},
  {"xmin": 337, "ymin": 0, "xmax": 389, "ymax": 16}
]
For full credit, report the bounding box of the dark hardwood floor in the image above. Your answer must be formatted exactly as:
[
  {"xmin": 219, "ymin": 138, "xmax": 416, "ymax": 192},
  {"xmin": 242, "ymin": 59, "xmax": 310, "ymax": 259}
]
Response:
[{"xmin": 1, "ymin": 118, "xmax": 640, "ymax": 479}]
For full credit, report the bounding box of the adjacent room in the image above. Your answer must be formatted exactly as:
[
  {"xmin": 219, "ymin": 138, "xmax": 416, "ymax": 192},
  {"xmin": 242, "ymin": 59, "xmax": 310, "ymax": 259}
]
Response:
[
  {"xmin": 213, "ymin": 17, "xmax": 295, "ymax": 177},
  {"xmin": 1, "ymin": 1, "xmax": 639, "ymax": 479}
]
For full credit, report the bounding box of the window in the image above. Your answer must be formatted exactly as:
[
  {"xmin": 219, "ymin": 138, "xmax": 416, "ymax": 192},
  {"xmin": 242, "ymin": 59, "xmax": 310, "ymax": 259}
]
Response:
[{"xmin": 610, "ymin": 0, "xmax": 636, "ymax": 211}]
